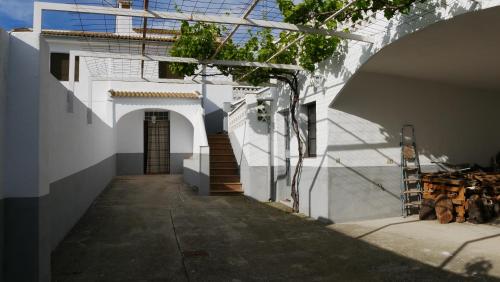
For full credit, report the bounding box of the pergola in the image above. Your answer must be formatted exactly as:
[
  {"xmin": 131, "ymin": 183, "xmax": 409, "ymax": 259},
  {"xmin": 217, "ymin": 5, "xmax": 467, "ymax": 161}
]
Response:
[{"xmin": 33, "ymin": 0, "xmax": 375, "ymax": 89}]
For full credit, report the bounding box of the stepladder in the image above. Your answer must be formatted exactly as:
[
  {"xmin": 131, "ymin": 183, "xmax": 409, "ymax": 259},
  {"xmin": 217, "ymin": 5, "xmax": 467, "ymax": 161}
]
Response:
[{"xmin": 400, "ymin": 124, "xmax": 423, "ymax": 217}]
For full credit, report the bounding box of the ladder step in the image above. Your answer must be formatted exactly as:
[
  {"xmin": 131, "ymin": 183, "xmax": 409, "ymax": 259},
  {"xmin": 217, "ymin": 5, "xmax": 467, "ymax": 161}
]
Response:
[
  {"xmin": 403, "ymin": 166, "xmax": 419, "ymax": 171},
  {"xmin": 404, "ymin": 201, "xmax": 421, "ymax": 207},
  {"xmin": 403, "ymin": 178, "xmax": 420, "ymax": 182},
  {"xmin": 403, "ymin": 189, "xmax": 422, "ymax": 194}
]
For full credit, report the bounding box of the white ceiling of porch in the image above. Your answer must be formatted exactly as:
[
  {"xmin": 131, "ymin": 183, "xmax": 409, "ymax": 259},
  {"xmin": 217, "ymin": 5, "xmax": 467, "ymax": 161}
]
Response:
[{"xmin": 361, "ymin": 6, "xmax": 500, "ymax": 91}]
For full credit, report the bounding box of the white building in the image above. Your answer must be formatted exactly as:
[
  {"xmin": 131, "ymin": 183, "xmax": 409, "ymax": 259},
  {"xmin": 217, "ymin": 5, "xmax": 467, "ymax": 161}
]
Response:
[
  {"xmin": 0, "ymin": 1, "xmax": 236, "ymax": 280},
  {"xmin": 1, "ymin": 0, "xmax": 500, "ymax": 280},
  {"xmin": 228, "ymin": 0, "xmax": 500, "ymax": 222}
]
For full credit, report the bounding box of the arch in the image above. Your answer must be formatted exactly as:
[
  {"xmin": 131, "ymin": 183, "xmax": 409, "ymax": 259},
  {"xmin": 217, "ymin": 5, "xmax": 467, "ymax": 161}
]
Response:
[
  {"xmin": 330, "ymin": 6, "xmax": 500, "ymax": 166},
  {"xmin": 113, "ymin": 99, "xmax": 208, "ymax": 153},
  {"xmin": 326, "ymin": 4, "xmax": 498, "ymax": 107}
]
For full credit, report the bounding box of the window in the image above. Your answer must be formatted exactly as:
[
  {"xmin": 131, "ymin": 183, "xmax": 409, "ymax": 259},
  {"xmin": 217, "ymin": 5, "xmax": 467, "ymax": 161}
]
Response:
[
  {"xmin": 306, "ymin": 102, "xmax": 316, "ymax": 157},
  {"xmin": 50, "ymin": 53, "xmax": 79, "ymax": 81},
  {"xmin": 158, "ymin": 61, "xmax": 184, "ymax": 79},
  {"xmin": 145, "ymin": 111, "xmax": 169, "ymax": 122}
]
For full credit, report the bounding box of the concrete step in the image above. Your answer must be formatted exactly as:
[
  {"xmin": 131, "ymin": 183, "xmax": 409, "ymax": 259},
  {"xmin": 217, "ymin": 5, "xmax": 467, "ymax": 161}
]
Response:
[
  {"xmin": 208, "ymin": 134, "xmax": 229, "ymax": 138},
  {"xmin": 210, "ymin": 154, "xmax": 236, "ymax": 162},
  {"xmin": 210, "ymin": 161, "xmax": 238, "ymax": 169},
  {"xmin": 210, "ymin": 182, "xmax": 243, "ymax": 194},
  {"xmin": 209, "ymin": 143, "xmax": 233, "ymax": 149},
  {"xmin": 211, "ymin": 175, "xmax": 240, "ymax": 183},
  {"xmin": 208, "ymin": 139, "xmax": 231, "ymax": 145},
  {"xmin": 210, "ymin": 148, "xmax": 234, "ymax": 155},
  {"xmin": 211, "ymin": 168, "xmax": 239, "ymax": 175}
]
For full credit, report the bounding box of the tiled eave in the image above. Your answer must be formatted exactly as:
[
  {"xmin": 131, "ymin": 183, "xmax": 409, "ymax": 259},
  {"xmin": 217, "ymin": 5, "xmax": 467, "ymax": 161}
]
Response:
[
  {"xmin": 42, "ymin": 30, "xmax": 177, "ymax": 43},
  {"xmin": 109, "ymin": 90, "xmax": 201, "ymax": 99}
]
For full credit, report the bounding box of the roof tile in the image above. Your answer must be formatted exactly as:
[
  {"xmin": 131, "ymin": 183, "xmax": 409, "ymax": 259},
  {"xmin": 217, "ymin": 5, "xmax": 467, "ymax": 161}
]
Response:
[{"xmin": 109, "ymin": 90, "xmax": 200, "ymax": 99}]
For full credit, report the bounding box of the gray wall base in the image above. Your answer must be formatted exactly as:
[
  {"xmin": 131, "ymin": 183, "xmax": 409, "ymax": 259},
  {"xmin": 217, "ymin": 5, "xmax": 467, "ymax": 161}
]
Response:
[
  {"xmin": 3, "ymin": 196, "xmax": 51, "ymax": 282},
  {"xmin": 240, "ymin": 157, "xmax": 270, "ymax": 201},
  {"xmin": 170, "ymin": 153, "xmax": 193, "ymax": 174},
  {"xmin": 117, "ymin": 153, "xmax": 193, "ymax": 175},
  {"xmin": 50, "ymin": 154, "xmax": 116, "ymax": 249},
  {"xmin": 116, "ymin": 153, "xmax": 143, "ymax": 175},
  {"xmin": 329, "ymin": 166, "xmax": 401, "ymax": 223}
]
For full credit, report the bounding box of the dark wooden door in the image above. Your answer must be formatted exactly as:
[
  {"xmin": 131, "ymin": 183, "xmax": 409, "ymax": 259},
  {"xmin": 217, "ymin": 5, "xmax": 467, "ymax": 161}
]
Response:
[{"xmin": 144, "ymin": 120, "xmax": 170, "ymax": 174}]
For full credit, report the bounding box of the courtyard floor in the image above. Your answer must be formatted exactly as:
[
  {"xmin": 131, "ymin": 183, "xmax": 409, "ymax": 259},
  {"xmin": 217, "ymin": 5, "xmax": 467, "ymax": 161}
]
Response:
[{"xmin": 52, "ymin": 175, "xmax": 500, "ymax": 281}]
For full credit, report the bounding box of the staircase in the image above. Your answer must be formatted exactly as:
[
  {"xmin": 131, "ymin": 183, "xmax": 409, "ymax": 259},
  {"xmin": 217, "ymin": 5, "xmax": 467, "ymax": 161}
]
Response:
[{"xmin": 208, "ymin": 133, "xmax": 243, "ymax": 195}]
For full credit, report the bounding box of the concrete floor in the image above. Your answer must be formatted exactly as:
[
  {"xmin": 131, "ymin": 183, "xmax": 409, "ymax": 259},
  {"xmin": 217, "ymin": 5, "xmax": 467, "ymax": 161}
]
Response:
[
  {"xmin": 52, "ymin": 175, "xmax": 499, "ymax": 281},
  {"xmin": 329, "ymin": 215, "xmax": 500, "ymax": 279}
]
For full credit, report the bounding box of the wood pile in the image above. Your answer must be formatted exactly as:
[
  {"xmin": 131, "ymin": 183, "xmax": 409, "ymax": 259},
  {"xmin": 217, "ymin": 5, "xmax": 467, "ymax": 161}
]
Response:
[{"xmin": 419, "ymin": 171, "xmax": 500, "ymax": 224}]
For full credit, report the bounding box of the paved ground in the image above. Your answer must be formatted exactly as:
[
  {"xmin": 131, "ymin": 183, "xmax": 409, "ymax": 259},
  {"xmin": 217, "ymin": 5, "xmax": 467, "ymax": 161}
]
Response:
[
  {"xmin": 52, "ymin": 175, "xmax": 499, "ymax": 281},
  {"xmin": 330, "ymin": 215, "xmax": 500, "ymax": 279}
]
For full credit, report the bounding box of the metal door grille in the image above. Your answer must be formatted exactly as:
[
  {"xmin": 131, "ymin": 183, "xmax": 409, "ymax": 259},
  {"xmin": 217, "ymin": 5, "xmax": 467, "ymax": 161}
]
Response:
[{"xmin": 144, "ymin": 119, "xmax": 170, "ymax": 174}]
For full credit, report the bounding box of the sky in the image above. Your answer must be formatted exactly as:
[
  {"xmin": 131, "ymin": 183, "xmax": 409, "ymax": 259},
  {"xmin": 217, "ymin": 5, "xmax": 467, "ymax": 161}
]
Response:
[
  {"xmin": 0, "ymin": 0, "xmax": 35, "ymax": 30},
  {"xmin": 0, "ymin": 0, "xmax": 288, "ymax": 32}
]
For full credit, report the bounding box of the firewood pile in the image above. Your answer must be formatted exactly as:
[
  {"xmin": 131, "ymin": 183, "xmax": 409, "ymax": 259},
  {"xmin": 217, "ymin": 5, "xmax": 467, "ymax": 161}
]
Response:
[{"xmin": 419, "ymin": 171, "xmax": 500, "ymax": 224}]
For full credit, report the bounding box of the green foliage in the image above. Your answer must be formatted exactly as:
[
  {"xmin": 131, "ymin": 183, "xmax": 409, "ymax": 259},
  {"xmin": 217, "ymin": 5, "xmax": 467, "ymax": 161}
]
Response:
[
  {"xmin": 169, "ymin": 21, "xmax": 221, "ymax": 76},
  {"xmin": 169, "ymin": 0, "xmax": 424, "ymax": 84},
  {"xmin": 277, "ymin": 0, "xmax": 344, "ymax": 25},
  {"xmin": 299, "ymin": 34, "xmax": 340, "ymax": 72},
  {"xmin": 278, "ymin": 0, "xmax": 420, "ymax": 24}
]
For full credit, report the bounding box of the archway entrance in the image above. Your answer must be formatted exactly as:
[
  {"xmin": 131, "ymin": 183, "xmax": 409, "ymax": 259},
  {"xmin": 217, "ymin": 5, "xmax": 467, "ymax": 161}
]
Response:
[{"xmin": 116, "ymin": 108, "xmax": 195, "ymax": 176}]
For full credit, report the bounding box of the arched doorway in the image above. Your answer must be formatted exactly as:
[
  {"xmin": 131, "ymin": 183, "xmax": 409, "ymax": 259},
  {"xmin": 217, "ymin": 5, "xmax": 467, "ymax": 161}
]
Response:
[{"xmin": 116, "ymin": 109, "xmax": 194, "ymax": 175}]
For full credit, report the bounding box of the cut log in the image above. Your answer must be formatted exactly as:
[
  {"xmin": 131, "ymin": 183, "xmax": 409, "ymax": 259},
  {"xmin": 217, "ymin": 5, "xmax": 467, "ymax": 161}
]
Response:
[
  {"xmin": 435, "ymin": 194, "xmax": 454, "ymax": 224},
  {"xmin": 419, "ymin": 198, "xmax": 437, "ymax": 220},
  {"xmin": 467, "ymin": 194, "xmax": 486, "ymax": 224}
]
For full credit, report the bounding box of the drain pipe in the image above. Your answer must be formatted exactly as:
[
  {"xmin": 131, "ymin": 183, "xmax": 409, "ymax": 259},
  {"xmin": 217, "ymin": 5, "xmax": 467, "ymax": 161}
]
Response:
[{"xmin": 258, "ymin": 98, "xmax": 275, "ymax": 201}]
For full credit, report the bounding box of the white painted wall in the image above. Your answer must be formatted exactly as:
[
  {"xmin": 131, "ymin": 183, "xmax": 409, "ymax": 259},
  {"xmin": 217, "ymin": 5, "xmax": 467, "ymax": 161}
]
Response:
[
  {"xmin": 234, "ymin": 0, "xmax": 500, "ymax": 220},
  {"xmin": 170, "ymin": 111, "xmax": 194, "ymax": 153},
  {"xmin": 204, "ymin": 84, "xmax": 233, "ymax": 114},
  {"xmin": 5, "ymin": 32, "xmax": 49, "ymax": 198},
  {"xmin": 45, "ymin": 40, "xmax": 207, "ymax": 175},
  {"xmin": 331, "ymin": 71, "xmax": 500, "ymax": 168},
  {"xmin": 0, "ymin": 29, "xmax": 9, "ymax": 200},
  {"xmin": 46, "ymin": 73, "xmax": 116, "ymax": 183},
  {"xmin": 116, "ymin": 110, "xmax": 143, "ymax": 153},
  {"xmin": 228, "ymin": 93, "xmax": 274, "ymax": 201}
]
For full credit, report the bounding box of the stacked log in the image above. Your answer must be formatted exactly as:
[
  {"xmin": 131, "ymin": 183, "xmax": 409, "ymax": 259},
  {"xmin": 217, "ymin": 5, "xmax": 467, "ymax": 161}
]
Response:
[{"xmin": 420, "ymin": 171, "xmax": 500, "ymax": 224}]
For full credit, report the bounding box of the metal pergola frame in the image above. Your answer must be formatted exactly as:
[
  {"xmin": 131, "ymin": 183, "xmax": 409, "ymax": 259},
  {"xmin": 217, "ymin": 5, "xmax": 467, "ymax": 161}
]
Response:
[
  {"xmin": 36, "ymin": 0, "xmax": 374, "ymax": 88},
  {"xmin": 33, "ymin": 2, "xmax": 373, "ymax": 42}
]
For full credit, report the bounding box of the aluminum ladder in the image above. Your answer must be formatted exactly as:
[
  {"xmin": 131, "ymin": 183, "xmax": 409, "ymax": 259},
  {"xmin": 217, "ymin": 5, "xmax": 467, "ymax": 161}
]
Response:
[{"xmin": 400, "ymin": 124, "xmax": 423, "ymax": 217}]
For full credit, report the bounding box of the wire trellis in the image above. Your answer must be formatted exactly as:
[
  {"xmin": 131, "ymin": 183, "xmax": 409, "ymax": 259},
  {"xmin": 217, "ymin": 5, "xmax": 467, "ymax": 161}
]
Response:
[{"xmin": 38, "ymin": 0, "xmax": 474, "ymax": 80}]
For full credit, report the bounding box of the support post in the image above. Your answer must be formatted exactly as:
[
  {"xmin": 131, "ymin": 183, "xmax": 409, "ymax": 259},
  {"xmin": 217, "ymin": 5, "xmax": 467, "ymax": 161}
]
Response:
[
  {"xmin": 67, "ymin": 52, "xmax": 76, "ymax": 113},
  {"xmin": 87, "ymin": 76, "xmax": 93, "ymax": 124},
  {"xmin": 33, "ymin": 2, "xmax": 42, "ymax": 34}
]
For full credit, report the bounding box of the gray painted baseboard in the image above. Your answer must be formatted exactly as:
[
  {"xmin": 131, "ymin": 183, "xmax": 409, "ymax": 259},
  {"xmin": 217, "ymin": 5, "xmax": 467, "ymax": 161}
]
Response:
[
  {"xmin": 50, "ymin": 154, "xmax": 116, "ymax": 249},
  {"xmin": 117, "ymin": 153, "xmax": 193, "ymax": 175},
  {"xmin": 3, "ymin": 195, "xmax": 51, "ymax": 282},
  {"xmin": 170, "ymin": 153, "xmax": 193, "ymax": 174},
  {"xmin": 255, "ymin": 163, "xmax": 433, "ymax": 223},
  {"xmin": 329, "ymin": 166, "xmax": 402, "ymax": 222},
  {"xmin": 0, "ymin": 199, "xmax": 3, "ymax": 281},
  {"xmin": 116, "ymin": 153, "xmax": 143, "ymax": 175}
]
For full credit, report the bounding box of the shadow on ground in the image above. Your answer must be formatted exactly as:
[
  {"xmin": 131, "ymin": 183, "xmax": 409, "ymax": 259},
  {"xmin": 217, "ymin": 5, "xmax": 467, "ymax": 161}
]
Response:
[{"xmin": 52, "ymin": 175, "xmax": 495, "ymax": 281}]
